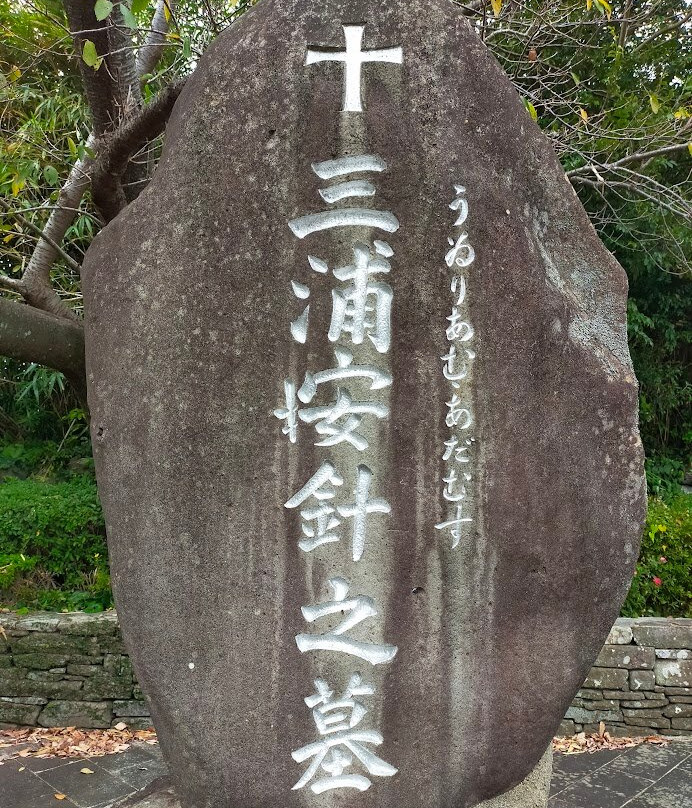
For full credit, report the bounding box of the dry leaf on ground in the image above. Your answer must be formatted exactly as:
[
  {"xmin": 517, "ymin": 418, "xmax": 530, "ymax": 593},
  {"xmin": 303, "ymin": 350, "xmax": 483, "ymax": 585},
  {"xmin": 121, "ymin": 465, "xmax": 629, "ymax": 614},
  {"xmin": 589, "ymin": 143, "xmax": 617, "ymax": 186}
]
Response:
[
  {"xmin": 0, "ymin": 727, "xmax": 157, "ymax": 764},
  {"xmin": 553, "ymin": 731, "xmax": 669, "ymax": 755}
]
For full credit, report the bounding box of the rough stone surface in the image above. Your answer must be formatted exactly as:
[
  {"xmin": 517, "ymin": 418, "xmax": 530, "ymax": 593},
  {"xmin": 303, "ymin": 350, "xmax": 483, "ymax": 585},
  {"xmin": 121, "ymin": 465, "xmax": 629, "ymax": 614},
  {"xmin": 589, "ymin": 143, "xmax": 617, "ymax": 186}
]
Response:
[
  {"xmin": 477, "ymin": 748, "xmax": 552, "ymax": 807},
  {"xmin": 584, "ymin": 668, "xmax": 629, "ymax": 690},
  {"xmin": 630, "ymin": 670, "xmax": 656, "ymax": 691},
  {"xmin": 655, "ymin": 660, "xmax": 692, "ymax": 687},
  {"xmin": 38, "ymin": 700, "xmax": 112, "ymax": 728},
  {"xmin": 633, "ymin": 619, "xmax": 690, "ymax": 649},
  {"xmin": 96, "ymin": 1, "xmax": 647, "ymax": 806},
  {"xmin": 595, "ymin": 645, "xmax": 654, "ymax": 669},
  {"xmin": 606, "ymin": 621, "xmax": 634, "ymax": 645}
]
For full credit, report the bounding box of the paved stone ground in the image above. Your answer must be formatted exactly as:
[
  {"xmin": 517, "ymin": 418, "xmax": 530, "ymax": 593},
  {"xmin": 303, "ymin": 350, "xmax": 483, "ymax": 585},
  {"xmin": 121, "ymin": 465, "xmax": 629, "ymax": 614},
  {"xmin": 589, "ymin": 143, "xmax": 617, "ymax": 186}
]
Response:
[{"xmin": 2, "ymin": 741, "xmax": 690, "ymax": 807}]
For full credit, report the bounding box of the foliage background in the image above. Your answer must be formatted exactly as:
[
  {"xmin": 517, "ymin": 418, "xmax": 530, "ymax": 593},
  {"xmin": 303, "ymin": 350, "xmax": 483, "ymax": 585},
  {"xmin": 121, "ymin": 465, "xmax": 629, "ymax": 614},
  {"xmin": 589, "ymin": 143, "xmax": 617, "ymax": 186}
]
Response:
[{"xmin": 0, "ymin": 0, "xmax": 690, "ymax": 616}]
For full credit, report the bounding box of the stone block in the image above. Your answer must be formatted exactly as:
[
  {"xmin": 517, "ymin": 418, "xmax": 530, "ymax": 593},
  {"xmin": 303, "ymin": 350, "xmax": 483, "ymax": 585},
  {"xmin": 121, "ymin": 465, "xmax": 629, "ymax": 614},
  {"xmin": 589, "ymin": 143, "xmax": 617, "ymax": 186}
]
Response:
[
  {"xmin": 663, "ymin": 704, "xmax": 692, "ymax": 718},
  {"xmin": 630, "ymin": 670, "xmax": 656, "ymax": 691},
  {"xmin": 576, "ymin": 689, "xmax": 603, "ymax": 700},
  {"xmin": 623, "ymin": 714, "xmax": 671, "ymax": 729},
  {"xmin": 14, "ymin": 615, "xmax": 60, "ymax": 632},
  {"xmin": 12, "ymin": 632, "xmax": 98, "ymax": 656},
  {"xmin": 656, "ymin": 649, "xmax": 690, "ymax": 660},
  {"xmin": 565, "ymin": 707, "xmax": 623, "ymax": 724},
  {"xmin": 81, "ymin": 670, "xmax": 132, "ymax": 700},
  {"xmin": 607, "ymin": 620, "xmax": 634, "ymax": 645},
  {"xmin": 1, "ymin": 696, "xmax": 47, "ymax": 705},
  {"xmin": 23, "ymin": 680, "xmax": 84, "ymax": 701},
  {"xmin": 671, "ymin": 717, "xmax": 692, "ymax": 730},
  {"xmin": 669, "ymin": 696, "xmax": 692, "ymax": 704},
  {"xmin": 112, "ymin": 716, "xmax": 154, "ymax": 730},
  {"xmin": 104, "ymin": 654, "xmax": 133, "ymax": 678},
  {"xmin": 68, "ymin": 655, "xmax": 104, "ymax": 665},
  {"xmin": 655, "ymin": 660, "xmax": 692, "ymax": 687},
  {"xmin": 583, "ymin": 668, "xmax": 628, "ymax": 690},
  {"xmin": 113, "ymin": 700, "xmax": 150, "ymax": 717},
  {"xmin": 656, "ymin": 685, "xmax": 691, "ymax": 695},
  {"xmin": 0, "ymin": 701, "xmax": 40, "ymax": 725},
  {"xmin": 56, "ymin": 612, "xmax": 119, "ymax": 636},
  {"xmin": 0, "ymin": 657, "xmax": 13, "ymax": 668},
  {"xmin": 602, "ymin": 689, "xmax": 638, "ymax": 700},
  {"xmin": 27, "ymin": 670, "xmax": 63, "ymax": 681},
  {"xmin": 623, "ymin": 707, "xmax": 666, "ymax": 719},
  {"xmin": 12, "ymin": 653, "xmax": 69, "ymax": 670},
  {"xmin": 607, "ymin": 725, "xmax": 663, "ymax": 738},
  {"xmin": 632, "ymin": 619, "xmax": 690, "ymax": 649},
  {"xmin": 595, "ymin": 645, "xmax": 654, "ymax": 669},
  {"xmin": 557, "ymin": 719, "xmax": 576, "ymax": 737},
  {"xmin": 572, "ymin": 698, "xmax": 620, "ymax": 711},
  {"xmin": 38, "ymin": 700, "xmax": 112, "ymax": 729},
  {"xmin": 66, "ymin": 664, "xmax": 101, "ymax": 676}
]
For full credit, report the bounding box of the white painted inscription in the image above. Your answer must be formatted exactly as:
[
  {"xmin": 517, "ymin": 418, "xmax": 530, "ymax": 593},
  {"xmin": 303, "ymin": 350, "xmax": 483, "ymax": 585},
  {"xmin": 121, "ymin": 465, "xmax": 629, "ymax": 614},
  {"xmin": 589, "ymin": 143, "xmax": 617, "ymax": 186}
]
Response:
[
  {"xmin": 291, "ymin": 674, "xmax": 398, "ymax": 793},
  {"xmin": 277, "ymin": 28, "xmax": 403, "ymax": 793},
  {"xmin": 435, "ymin": 185, "xmax": 477, "ymax": 549},
  {"xmin": 306, "ymin": 25, "xmax": 403, "ymax": 113}
]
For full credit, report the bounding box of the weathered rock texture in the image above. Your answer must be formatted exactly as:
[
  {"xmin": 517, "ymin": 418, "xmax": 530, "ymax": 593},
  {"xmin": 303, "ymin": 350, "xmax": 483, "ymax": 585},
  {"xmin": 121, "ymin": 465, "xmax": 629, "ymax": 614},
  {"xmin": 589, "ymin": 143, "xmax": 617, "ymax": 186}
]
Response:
[{"xmin": 81, "ymin": 0, "xmax": 646, "ymax": 806}]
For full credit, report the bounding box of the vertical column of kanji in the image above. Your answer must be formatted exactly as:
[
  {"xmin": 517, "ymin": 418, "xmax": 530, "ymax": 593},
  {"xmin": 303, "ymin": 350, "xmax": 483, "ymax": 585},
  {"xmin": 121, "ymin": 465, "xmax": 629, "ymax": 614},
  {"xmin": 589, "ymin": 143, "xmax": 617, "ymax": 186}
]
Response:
[
  {"xmin": 272, "ymin": 24, "xmax": 404, "ymax": 797},
  {"xmin": 436, "ymin": 186, "xmax": 477, "ymax": 549}
]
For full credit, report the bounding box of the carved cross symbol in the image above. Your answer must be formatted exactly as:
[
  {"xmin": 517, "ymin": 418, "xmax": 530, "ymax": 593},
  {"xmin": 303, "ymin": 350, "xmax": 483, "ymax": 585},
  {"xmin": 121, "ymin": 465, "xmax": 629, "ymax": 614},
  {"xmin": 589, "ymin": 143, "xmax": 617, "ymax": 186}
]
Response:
[{"xmin": 306, "ymin": 25, "xmax": 403, "ymax": 113}]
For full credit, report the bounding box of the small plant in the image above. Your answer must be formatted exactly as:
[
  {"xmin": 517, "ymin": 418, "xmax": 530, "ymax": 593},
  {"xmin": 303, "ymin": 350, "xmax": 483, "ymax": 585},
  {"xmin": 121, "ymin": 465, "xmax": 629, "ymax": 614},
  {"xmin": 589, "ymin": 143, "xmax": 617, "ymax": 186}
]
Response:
[
  {"xmin": 0, "ymin": 552, "xmax": 37, "ymax": 588},
  {"xmin": 622, "ymin": 496, "xmax": 692, "ymax": 618}
]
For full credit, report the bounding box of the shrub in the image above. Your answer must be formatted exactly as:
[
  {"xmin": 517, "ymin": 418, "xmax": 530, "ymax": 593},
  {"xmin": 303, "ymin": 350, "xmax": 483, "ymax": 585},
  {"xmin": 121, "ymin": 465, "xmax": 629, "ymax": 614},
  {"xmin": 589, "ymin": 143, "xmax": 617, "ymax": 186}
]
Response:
[
  {"xmin": 0, "ymin": 476, "xmax": 107, "ymax": 594},
  {"xmin": 622, "ymin": 495, "xmax": 692, "ymax": 618}
]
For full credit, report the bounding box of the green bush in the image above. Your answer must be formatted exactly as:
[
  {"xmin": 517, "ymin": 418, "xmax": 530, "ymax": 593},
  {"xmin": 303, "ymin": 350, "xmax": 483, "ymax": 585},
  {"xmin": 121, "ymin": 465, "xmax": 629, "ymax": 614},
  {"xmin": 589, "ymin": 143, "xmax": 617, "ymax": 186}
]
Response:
[
  {"xmin": 0, "ymin": 476, "xmax": 111, "ymax": 610},
  {"xmin": 0, "ymin": 553, "xmax": 37, "ymax": 588},
  {"xmin": 622, "ymin": 495, "xmax": 692, "ymax": 618}
]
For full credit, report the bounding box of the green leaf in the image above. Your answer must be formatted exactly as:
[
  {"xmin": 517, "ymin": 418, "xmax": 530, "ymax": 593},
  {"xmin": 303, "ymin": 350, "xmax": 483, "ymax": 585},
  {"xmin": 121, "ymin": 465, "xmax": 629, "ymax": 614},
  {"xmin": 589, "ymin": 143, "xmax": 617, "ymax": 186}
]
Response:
[
  {"xmin": 523, "ymin": 99, "xmax": 538, "ymax": 122},
  {"xmin": 571, "ymin": 72, "xmax": 580, "ymax": 86},
  {"xmin": 94, "ymin": 0, "xmax": 113, "ymax": 21},
  {"xmin": 43, "ymin": 166, "xmax": 59, "ymax": 185},
  {"xmin": 649, "ymin": 93, "xmax": 660, "ymax": 114},
  {"xmin": 81, "ymin": 40, "xmax": 102, "ymax": 70},
  {"xmin": 131, "ymin": 0, "xmax": 149, "ymax": 13},
  {"xmin": 182, "ymin": 37, "xmax": 192, "ymax": 59},
  {"xmin": 120, "ymin": 3, "xmax": 137, "ymax": 28},
  {"xmin": 67, "ymin": 137, "xmax": 78, "ymax": 158},
  {"xmin": 688, "ymin": 143, "xmax": 692, "ymax": 157}
]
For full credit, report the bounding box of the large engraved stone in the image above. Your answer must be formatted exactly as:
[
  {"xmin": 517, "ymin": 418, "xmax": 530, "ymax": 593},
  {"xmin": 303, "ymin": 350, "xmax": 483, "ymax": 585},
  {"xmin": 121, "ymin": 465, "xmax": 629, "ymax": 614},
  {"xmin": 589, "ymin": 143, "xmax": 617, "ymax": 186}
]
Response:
[{"xmin": 82, "ymin": 0, "xmax": 646, "ymax": 806}]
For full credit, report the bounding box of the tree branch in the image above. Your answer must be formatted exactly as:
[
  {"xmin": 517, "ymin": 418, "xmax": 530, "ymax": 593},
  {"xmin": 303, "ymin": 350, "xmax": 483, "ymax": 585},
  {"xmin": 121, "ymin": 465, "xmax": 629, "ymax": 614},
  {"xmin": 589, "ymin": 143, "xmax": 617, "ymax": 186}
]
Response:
[
  {"xmin": 136, "ymin": 0, "xmax": 174, "ymax": 77},
  {"xmin": 0, "ymin": 298, "xmax": 86, "ymax": 402},
  {"xmin": 91, "ymin": 77, "xmax": 187, "ymax": 221},
  {"xmin": 566, "ymin": 142, "xmax": 692, "ymax": 179}
]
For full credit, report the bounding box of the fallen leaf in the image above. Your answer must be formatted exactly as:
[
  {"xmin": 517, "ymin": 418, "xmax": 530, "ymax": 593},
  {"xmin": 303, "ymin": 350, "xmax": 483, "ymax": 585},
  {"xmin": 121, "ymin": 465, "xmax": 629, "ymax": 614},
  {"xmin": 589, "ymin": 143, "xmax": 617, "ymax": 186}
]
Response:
[
  {"xmin": 114, "ymin": 722, "xmax": 128, "ymax": 731},
  {"xmin": 80, "ymin": 767, "xmax": 94, "ymax": 774},
  {"xmin": 54, "ymin": 795, "xmax": 66, "ymax": 801}
]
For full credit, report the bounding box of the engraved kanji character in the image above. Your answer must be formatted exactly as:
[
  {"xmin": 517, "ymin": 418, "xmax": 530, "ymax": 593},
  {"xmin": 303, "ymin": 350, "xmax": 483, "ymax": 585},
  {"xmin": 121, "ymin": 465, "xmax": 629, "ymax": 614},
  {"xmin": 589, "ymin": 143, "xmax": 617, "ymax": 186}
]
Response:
[
  {"xmin": 292, "ymin": 674, "xmax": 397, "ymax": 793},
  {"xmin": 329, "ymin": 242, "xmax": 393, "ymax": 354},
  {"xmin": 296, "ymin": 577, "xmax": 397, "ymax": 665},
  {"xmin": 285, "ymin": 462, "xmax": 344, "ymax": 553}
]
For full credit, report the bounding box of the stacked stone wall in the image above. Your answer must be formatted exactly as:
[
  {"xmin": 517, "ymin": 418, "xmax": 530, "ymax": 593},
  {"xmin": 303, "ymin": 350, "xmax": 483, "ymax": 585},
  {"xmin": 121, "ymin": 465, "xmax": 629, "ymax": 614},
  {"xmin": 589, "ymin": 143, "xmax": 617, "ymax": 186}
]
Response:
[
  {"xmin": 559, "ymin": 617, "xmax": 691, "ymax": 737},
  {"xmin": 0, "ymin": 612, "xmax": 150, "ymax": 729},
  {"xmin": 1, "ymin": 612, "xmax": 690, "ymax": 735}
]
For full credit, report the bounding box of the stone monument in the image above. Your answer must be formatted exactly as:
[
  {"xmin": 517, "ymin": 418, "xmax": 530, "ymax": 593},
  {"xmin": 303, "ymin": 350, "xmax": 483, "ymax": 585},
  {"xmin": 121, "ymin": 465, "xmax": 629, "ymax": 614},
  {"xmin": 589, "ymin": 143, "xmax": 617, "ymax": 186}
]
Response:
[{"xmin": 82, "ymin": 0, "xmax": 646, "ymax": 806}]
